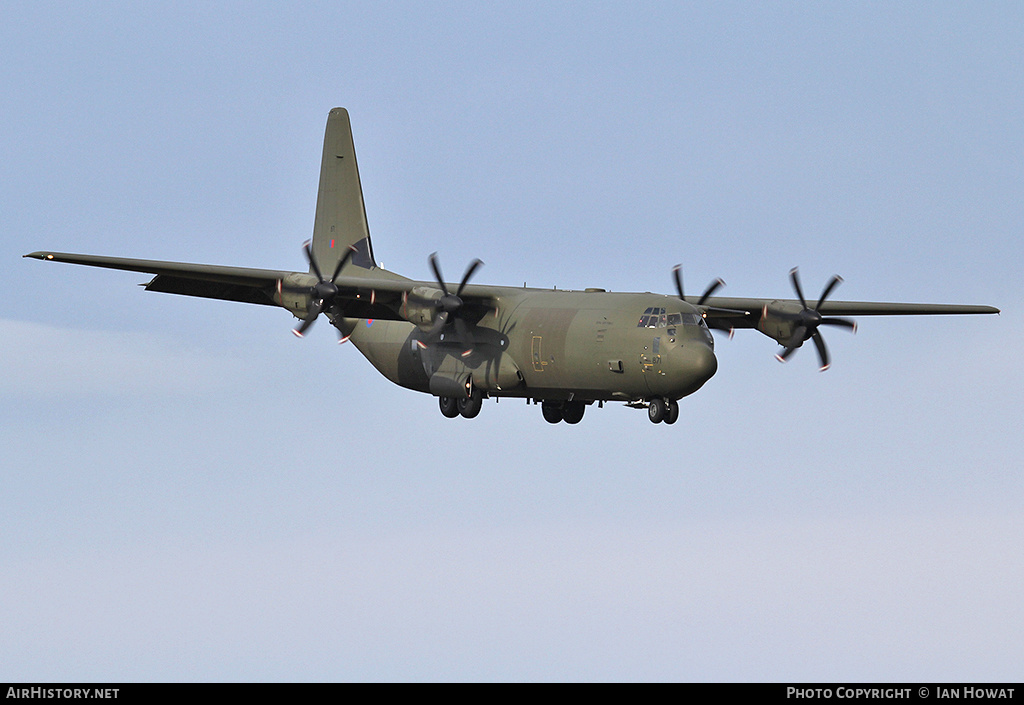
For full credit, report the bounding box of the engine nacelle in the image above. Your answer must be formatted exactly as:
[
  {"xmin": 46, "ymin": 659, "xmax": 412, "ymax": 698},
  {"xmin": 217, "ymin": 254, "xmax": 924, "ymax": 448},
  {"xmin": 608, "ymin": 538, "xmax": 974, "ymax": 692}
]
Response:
[
  {"xmin": 428, "ymin": 371, "xmax": 474, "ymax": 398},
  {"xmin": 404, "ymin": 286, "xmax": 444, "ymax": 331},
  {"xmin": 757, "ymin": 300, "xmax": 805, "ymax": 346},
  {"xmin": 275, "ymin": 272, "xmax": 319, "ymax": 318},
  {"xmin": 423, "ymin": 346, "xmax": 523, "ymax": 395}
]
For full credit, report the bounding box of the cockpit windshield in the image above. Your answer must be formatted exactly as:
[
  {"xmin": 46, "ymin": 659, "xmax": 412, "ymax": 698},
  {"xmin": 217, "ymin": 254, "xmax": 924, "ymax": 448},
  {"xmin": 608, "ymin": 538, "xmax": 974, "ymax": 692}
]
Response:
[{"xmin": 636, "ymin": 307, "xmax": 702, "ymax": 328}]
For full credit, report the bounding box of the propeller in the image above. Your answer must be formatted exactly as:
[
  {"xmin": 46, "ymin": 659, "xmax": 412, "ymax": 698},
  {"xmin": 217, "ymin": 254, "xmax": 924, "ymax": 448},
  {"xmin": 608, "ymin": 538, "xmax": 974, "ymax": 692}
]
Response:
[
  {"xmin": 672, "ymin": 265, "xmax": 725, "ymax": 306},
  {"xmin": 774, "ymin": 267, "xmax": 857, "ymax": 370},
  {"xmin": 420, "ymin": 252, "xmax": 483, "ymax": 356},
  {"xmin": 290, "ymin": 240, "xmax": 356, "ymax": 339},
  {"xmin": 672, "ymin": 264, "xmax": 734, "ymax": 334}
]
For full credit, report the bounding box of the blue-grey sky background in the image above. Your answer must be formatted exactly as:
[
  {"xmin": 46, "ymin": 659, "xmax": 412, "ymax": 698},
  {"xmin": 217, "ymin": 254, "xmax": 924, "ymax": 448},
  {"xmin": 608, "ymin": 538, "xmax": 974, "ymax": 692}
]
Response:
[{"xmin": 2, "ymin": 2, "xmax": 1021, "ymax": 681}]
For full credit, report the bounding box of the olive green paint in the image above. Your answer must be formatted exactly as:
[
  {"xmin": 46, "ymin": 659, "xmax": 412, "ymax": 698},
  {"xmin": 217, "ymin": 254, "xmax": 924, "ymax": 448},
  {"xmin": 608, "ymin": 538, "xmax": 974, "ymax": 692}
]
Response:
[{"xmin": 24, "ymin": 109, "xmax": 999, "ymax": 424}]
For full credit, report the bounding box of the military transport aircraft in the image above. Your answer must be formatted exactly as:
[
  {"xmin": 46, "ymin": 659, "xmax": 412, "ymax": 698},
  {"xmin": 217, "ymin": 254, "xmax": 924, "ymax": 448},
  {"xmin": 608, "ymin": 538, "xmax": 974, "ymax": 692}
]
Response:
[{"xmin": 25, "ymin": 108, "xmax": 999, "ymax": 424}]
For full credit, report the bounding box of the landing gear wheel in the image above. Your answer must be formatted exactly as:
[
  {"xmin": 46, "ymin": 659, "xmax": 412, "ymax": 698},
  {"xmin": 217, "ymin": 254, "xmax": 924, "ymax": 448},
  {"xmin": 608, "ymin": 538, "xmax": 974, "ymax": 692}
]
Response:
[
  {"xmin": 541, "ymin": 402, "xmax": 563, "ymax": 424},
  {"xmin": 648, "ymin": 397, "xmax": 666, "ymax": 424},
  {"xmin": 562, "ymin": 400, "xmax": 586, "ymax": 424},
  {"xmin": 438, "ymin": 395, "xmax": 460, "ymax": 418},
  {"xmin": 664, "ymin": 399, "xmax": 679, "ymax": 425},
  {"xmin": 458, "ymin": 389, "xmax": 483, "ymax": 419}
]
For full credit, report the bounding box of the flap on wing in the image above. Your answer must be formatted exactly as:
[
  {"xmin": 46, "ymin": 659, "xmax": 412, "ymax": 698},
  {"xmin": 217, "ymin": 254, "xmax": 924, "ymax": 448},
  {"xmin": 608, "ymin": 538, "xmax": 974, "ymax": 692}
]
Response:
[{"xmin": 145, "ymin": 275, "xmax": 278, "ymax": 306}]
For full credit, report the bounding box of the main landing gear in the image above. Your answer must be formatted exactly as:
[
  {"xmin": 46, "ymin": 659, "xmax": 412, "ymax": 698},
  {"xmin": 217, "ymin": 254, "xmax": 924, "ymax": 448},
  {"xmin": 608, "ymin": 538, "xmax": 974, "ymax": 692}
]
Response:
[
  {"xmin": 647, "ymin": 397, "xmax": 679, "ymax": 424},
  {"xmin": 438, "ymin": 388, "xmax": 483, "ymax": 419},
  {"xmin": 541, "ymin": 400, "xmax": 586, "ymax": 424}
]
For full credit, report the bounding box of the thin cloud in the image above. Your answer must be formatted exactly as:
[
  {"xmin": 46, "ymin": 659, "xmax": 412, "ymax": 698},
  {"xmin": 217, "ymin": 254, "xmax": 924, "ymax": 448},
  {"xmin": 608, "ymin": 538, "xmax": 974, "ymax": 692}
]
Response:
[{"xmin": 0, "ymin": 319, "xmax": 254, "ymax": 398}]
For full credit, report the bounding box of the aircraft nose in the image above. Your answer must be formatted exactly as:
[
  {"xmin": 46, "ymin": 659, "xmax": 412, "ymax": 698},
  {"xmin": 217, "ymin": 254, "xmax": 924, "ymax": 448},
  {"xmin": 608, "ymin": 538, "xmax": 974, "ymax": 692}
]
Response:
[
  {"xmin": 688, "ymin": 342, "xmax": 718, "ymax": 385},
  {"xmin": 664, "ymin": 342, "xmax": 718, "ymax": 397}
]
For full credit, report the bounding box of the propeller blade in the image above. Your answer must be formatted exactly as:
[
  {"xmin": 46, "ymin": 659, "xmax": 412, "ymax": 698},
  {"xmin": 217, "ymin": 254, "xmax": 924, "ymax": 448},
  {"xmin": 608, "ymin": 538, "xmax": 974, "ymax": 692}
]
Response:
[
  {"xmin": 428, "ymin": 252, "xmax": 450, "ymax": 296},
  {"xmin": 789, "ymin": 267, "xmax": 808, "ymax": 310},
  {"xmin": 776, "ymin": 325, "xmax": 808, "ymax": 362},
  {"xmin": 427, "ymin": 311, "xmax": 449, "ymax": 340},
  {"xmin": 776, "ymin": 346, "xmax": 798, "ymax": 362},
  {"xmin": 456, "ymin": 259, "xmax": 483, "ymax": 297},
  {"xmin": 815, "ymin": 275, "xmax": 843, "ymax": 310},
  {"xmin": 454, "ymin": 317, "xmax": 474, "ymax": 356},
  {"xmin": 821, "ymin": 317, "xmax": 857, "ymax": 332},
  {"xmin": 697, "ymin": 278, "xmax": 725, "ymax": 306},
  {"xmin": 303, "ymin": 241, "xmax": 324, "ymax": 282},
  {"xmin": 811, "ymin": 331, "xmax": 830, "ymax": 371},
  {"xmin": 330, "ymin": 245, "xmax": 357, "ymax": 283},
  {"xmin": 293, "ymin": 299, "xmax": 323, "ymax": 338},
  {"xmin": 672, "ymin": 265, "xmax": 685, "ymax": 300}
]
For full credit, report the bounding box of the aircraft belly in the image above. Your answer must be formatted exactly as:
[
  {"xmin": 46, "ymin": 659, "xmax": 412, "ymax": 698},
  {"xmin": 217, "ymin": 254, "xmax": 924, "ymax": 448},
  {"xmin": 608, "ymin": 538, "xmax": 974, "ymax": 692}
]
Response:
[{"xmin": 347, "ymin": 318, "xmax": 431, "ymax": 393}]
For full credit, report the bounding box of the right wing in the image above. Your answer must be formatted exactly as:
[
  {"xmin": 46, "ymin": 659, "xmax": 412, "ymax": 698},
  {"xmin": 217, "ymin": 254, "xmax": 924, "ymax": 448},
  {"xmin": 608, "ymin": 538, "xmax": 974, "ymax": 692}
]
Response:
[{"xmin": 22, "ymin": 251, "xmax": 496, "ymax": 323}]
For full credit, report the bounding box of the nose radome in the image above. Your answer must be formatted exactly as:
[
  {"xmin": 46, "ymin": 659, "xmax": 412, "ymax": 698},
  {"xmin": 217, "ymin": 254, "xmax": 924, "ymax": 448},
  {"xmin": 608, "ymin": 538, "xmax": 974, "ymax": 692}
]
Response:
[
  {"xmin": 664, "ymin": 343, "xmax": 717, "ymax": 398},
  {"xmin": 690, "ymin": 343, "xmax": 718, "ymax": 384}
]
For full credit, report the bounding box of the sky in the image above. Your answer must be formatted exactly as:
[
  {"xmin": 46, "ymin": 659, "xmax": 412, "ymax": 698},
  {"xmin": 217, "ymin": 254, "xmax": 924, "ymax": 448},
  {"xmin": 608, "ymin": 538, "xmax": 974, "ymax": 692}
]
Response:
[{"xmin": 2, "ymin": 1, "xmax": 1021, "ymax": 682}]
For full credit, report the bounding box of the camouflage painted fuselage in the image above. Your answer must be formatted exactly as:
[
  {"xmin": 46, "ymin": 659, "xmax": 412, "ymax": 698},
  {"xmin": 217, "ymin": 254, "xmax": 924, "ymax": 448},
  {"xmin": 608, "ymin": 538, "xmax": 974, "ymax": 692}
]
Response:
[{"xmin": 339, "ymin": 285, "xmax": 717, "ymax": 403}]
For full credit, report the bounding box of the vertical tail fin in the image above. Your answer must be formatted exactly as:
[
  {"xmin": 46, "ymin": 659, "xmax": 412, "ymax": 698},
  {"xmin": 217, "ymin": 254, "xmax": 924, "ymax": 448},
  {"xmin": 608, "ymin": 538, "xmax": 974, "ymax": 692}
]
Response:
[{"xmin": 310, "ymin": 108, "xmax": 376, "ymax": 273}]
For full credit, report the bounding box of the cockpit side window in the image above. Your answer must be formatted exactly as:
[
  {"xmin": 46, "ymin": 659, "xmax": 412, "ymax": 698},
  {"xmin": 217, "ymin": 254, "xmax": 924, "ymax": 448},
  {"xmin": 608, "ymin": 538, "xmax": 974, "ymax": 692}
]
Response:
[{"xmin": 637, "ymin": 307, "xmax": 653, "ymax": 327}]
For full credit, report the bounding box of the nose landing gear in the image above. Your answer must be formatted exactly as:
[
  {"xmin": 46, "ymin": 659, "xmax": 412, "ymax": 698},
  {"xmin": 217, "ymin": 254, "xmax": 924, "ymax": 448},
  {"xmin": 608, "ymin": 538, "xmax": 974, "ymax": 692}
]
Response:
[{"xmin": 647, "ymin": 397, "xmax": 679, "ymax": 424}]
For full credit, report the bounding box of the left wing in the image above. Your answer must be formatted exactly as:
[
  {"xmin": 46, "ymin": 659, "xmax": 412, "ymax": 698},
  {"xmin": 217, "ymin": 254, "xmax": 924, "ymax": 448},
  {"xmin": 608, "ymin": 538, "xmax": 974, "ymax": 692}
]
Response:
[
  {"xmin": 695, "ymin": 295, "xmax": 1000, "ymax": 326},
  {"xmin": 691, "ymin": 286, "xmax": 998, "ymax": 370}
]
